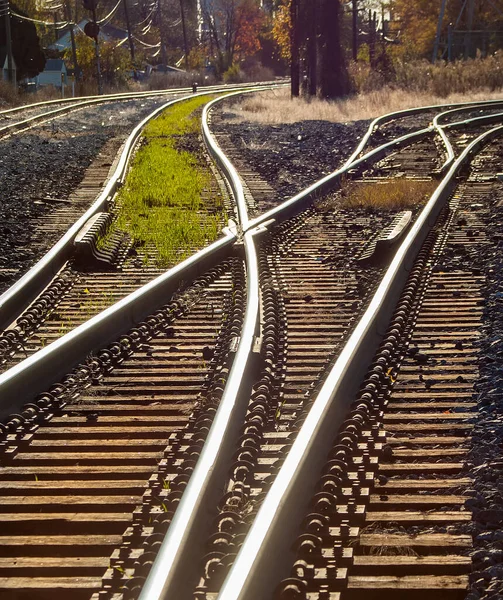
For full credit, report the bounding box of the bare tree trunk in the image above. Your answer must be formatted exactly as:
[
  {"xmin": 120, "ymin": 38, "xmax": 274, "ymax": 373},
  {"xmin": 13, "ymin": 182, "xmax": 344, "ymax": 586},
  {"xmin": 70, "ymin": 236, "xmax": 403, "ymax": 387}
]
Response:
[
  {"xmin": 352, "ymin": 0, "xmax": 358, "ymax": 60},
  {"xmin": 179, "ymin": 0, "xmax": 190, "ymax": 69},
  {"xmin": 307, "ymin": 0, "xmax": 317, "ymax": 97},
  {"xmin": 318, "ymin": 0, "xmax": 349, "ymax": 98},
  {"xmin": 290, "ymin": 0, "xmax": 300, "ymax": 97}
]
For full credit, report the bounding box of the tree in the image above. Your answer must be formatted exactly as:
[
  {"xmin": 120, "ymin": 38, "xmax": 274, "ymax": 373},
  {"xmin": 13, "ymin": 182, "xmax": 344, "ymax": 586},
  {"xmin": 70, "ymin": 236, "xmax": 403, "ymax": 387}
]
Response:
[
  {"xmin": 201, "ymin": 0, "xmax": 265, "ymax": 73},
  {"xmin": 318, "ymin": 0, "xmax": 350, "ymax": 97},
  {"xmin": 389, "ymin": 0, "xmax": 503, "ymax": 60},
  {"xmin": 66, "ymin": 33, "xmax": 131, "ymax": 85},
  {"xmin": 0, "ymin": 4, "xmax": 45, "ymax": 79},
  {"xmin": 271, "ymin": 0, "xmax": 291, "ymax": 60},
  {"xmin": 272, "ymin": 0, "xmax": 350, "ymax": 99}
]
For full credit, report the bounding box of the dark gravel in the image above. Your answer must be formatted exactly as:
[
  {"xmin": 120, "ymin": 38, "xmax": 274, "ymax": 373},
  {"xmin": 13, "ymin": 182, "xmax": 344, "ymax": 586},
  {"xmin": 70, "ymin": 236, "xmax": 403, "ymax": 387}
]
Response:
[
  {"xmin": 0, "ymin": 97, "xmax": 169, "ymax": 293},
  {"xmin": 462, "ymin": 188, "xmax": 503, "ymax": 600},
  {"xmin": 212, "ymin": 105, "xmax": 370, "ymax": 200}
]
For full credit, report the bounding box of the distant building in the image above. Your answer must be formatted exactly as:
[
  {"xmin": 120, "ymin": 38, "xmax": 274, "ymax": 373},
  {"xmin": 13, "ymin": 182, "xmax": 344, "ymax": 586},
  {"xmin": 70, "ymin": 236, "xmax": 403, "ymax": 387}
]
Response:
[
  {"xmin": 0, "ymin": 49, "xmax": 17, "ymax": 85},
  {"xmin": 49, "ymin": 19, "xmax": 129, "ymax": 52},
  {"xmin": 36, "ymin": 58, "xmax": 67, "ymax": 89}
]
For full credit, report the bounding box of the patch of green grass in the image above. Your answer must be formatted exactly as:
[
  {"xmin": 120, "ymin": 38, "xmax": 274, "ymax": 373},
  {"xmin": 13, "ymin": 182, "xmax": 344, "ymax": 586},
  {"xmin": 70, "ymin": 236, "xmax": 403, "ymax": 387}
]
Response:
[{"xmin": 115, "ymin": 95, "xmax": 224, "ymax": 267}]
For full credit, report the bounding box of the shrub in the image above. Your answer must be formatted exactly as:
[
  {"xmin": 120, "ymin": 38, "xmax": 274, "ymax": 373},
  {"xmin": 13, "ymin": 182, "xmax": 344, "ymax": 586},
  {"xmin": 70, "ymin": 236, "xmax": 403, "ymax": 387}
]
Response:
[
  {"xmin": 223, "ymin": 63, "xmax": 247, "ymax": 83},
  {"xmin": 0, "ymin": 79, "xmax": 18, "ymax": 106}
]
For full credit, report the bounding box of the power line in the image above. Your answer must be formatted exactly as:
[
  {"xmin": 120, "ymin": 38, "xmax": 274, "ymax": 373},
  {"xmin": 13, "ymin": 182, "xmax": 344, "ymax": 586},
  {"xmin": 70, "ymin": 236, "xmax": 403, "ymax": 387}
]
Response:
[
  {"xmin": 10, "ymin": 10, "xmax": 69, "ymax": 26},
  {"xmin": 97, "ymin": 0, "xmax": 122, "ymax": 25}
]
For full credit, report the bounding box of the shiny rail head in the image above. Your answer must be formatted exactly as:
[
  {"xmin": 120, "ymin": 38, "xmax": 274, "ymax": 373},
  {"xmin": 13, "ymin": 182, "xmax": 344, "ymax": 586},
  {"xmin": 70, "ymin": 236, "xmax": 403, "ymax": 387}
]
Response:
[
  {"xmin": 0, "ymin": 86, "xmax": 282, "ymax": 330},
  {"xmin": 0, "ymin": 231, "xmax": 236, "ymax": 420},
  {"xmin": 217, "ymin": 122, "xmax": 503, "ymax": 600},
  {"xmin": 0, "ymin": 79, "xmax": 287, "ymax": 118},
  {"xmin": 201, "ymin": 85, "xmax": 283, "ymax": 233}
]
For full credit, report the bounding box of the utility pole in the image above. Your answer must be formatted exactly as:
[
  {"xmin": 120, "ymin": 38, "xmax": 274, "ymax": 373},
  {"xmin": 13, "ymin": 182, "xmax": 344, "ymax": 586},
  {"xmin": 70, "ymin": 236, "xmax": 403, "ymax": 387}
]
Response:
[
  {"xmin": 82, "ymin": 0, "xmax": 102, "ymax": 92},
  {"xmin": 3, "ymin": 0, "xmax": 14, "ymax": 84},
  {"xmin": 64, "ymin": 0, "xmax": 79, "ymax": 79},
  {"xmin": 158, "ymin": 0, "xmax": 167, "ymax": 65},
  {"xmin": 91, "ymin": 3, "xmax": 102, "ymax": 94},
  {"xmin": 432, "ymin": 0, "xmax": 447, "ymax": 63},
  {"xmin": 123, "ymin": 0, "xmax": 135, "ymax": 64},
  {"xmin": 307, "ymin": 0, "xmax": 316, "ymax": 97},
  {"xmin": 369, "ymin": 9, "xmax": 376, "ymax": 68},
  {"xmin": 464, "ymin": 0, "xmax": 475, "ymax": 58},
  {"xmin": 352, "ymin": 0, "xmax": 358, "ymax": 60},
  {"xmin": 447, "ymin": 22, "xmax": 453, "ymax": 61},
  {"xmin": 290, "ymin": 0, "xmax": 300, "ymax": 97},
  {"xmin": 179, "ymin": 0, "xmax": 189, "ymax": 69}
]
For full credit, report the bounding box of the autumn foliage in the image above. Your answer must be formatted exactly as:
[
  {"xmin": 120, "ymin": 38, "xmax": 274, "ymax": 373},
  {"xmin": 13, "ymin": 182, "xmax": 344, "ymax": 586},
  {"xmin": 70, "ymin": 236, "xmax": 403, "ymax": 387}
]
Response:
[{"xmin": 202, "ymin": 0, "xmax": 265, "ymax": 74}]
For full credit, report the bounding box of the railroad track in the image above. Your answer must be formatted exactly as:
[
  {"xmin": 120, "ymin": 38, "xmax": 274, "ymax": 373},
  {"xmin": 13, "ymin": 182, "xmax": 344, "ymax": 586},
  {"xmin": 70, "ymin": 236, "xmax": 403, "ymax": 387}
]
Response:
[
  {"xmin": 0, "ymin": 82, "xmax": 283, "ymax": 139},
  {"xmin": 0, "ymin": 93, "xmax": 503, "ymax": 600}
]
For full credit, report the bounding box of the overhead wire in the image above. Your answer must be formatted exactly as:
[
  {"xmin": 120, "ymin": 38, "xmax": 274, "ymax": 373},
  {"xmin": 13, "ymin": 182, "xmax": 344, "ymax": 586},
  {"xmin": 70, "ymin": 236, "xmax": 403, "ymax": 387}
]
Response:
[
  {"xmin": 97, "ymin": 0, "xmax": 122, "ymax": 25},
  {"xmin": 136, "ymin": 2, "xmax": 157, "ymax": 27},
  {"xmin": 10, "ymin": 10, "xmax": 69, "ymax": 26},
  {"xmin": 133, "ymin": 35, "xmax": 160, "ymax": 47}
]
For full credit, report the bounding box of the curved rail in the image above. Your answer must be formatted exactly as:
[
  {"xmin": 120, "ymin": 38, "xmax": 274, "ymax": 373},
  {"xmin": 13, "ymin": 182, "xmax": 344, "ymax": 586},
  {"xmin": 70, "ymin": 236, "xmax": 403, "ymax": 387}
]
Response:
[
  {"xmin": 118, "ymin": 95, "xmax": 503, "ymax": 600},
  {"xmin": 0, "ymin": 86, "xmax": 266, "ymax": 598},
  {"xmin": 434, "ymin": 102, "xmax": 503, "ymax": 171},
  {"xmin": 217, "ymin": 122, "xmax": 503, "ymax": 600},
  {"xmin": 0, "ymin": 93, "xmax": 187, "ymax": 328},
  {"xmin": 1, "ymin": 91, "xmax": 502, "ymax": 599},
  {"xmin": 248, "ymin": 104, "xmax": 503, "ymax": 233},
  {"xmin": 0, "ymin": 80, "xmax": 286, "ymax": 119},
  {"xmin": 343, "ymin": 95, "xmax": 503, "ymax": 168},
  {"xmin": 133, "ymin": 87, "xmax": 488, "ymax": 600},
  {"xmin": 136, "ymin": 89, "xmax": 265, "ymax": 600},
  {"xmin": 0, "ymin": 231, "xmax": 236, "ymax": 419},
  {"xmin": 202, "ymin": 92, "xmax": 254, "ymax": 231},
  {"xmin": 0, "ymin": 87, "xmax": 270, "ymax": 330},
  {"xmin": 0, "ymin": 80, "xmax": 287, "ymax": 137}
]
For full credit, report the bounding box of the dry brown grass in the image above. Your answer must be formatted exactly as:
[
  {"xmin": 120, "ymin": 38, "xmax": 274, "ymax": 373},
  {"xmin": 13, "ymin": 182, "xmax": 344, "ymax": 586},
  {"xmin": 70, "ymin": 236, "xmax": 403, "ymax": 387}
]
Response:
[
  {"xmin": 337, "ymin": 179, "xmax": 437, "ymax": 211},
  {"xmin": 232, "ymin": 86, "xmax": 503, "ymax": 124}
]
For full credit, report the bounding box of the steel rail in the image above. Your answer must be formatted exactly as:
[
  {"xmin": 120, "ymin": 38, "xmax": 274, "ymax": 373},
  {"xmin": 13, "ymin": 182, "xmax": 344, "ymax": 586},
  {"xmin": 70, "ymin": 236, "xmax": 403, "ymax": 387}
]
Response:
[
  {"xmin": 248, "ymin": 105, "xmax": 503, "ymax": 233},
  {"xmin": 343, "ymin": 95, "xmax": 503, "ymax": 168},
  {"xmin": 0, "ymin": 87, "xmax": 279, "ymax": 407},
  {"xmin": 0, "ymin": 91, "xmax": 499, "ymax": 597},
  {"xmin": 137, "ymin": 228, "xmax": 261, "ymax": 600},
  {"xmin": 133, "ymin": 86, "xmax": 480, "ymax": 600},
  {"xmin": 0, "ymin": 80, "xmax": 286, "ymax": 118},
  {"xmin": 434, "ymin": 103, "xmax": 503, "ymax": 171},
  {"xmin": 4, "ymin": 88, "xmax": 493, "ymax": 334},
  {"xmin": 0, "ymin": 85, "xmax": 266, "ymax": 599},
  {"xmin": 0, "ymin": 89, "xmax": 251, "ymax": 330},
  {"xmin": 248, "ymin": 125, "xmax": 432, "ymax": 231},
  {"xmin": 217, "ymin": 122, "xmax": 503, "ymax": 600},
  {"xmin": 136, "ymin": 88, "xmax": 267, "ymax": 600},
  {"xmin": 0, "ymin": 231, "xmax": 235, "ymax": 419},
  {"xmin": 0, "ymin": 93, "xmax": 185, "ymax": 329},
  {"xmin": 202, "ymin": 91, "xmax": 264, "ymax": 231},
  {"xmin": 0, "ymin": 81, "xmax": 286, "ymax": 138}
]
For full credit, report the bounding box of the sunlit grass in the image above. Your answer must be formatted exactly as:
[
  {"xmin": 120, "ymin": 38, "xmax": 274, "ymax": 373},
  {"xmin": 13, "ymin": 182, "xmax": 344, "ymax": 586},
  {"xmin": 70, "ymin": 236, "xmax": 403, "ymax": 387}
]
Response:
[
  {"xmin": 232, "ymin": 86, "xmax": 503, "ymax": 124},
  {"xmin": 115, "ymin": 94, "xmax": 224, "ymax": 267},
  {"xmin": 338, "ymin": 179, "xmax": 437, "ymax": 210}
]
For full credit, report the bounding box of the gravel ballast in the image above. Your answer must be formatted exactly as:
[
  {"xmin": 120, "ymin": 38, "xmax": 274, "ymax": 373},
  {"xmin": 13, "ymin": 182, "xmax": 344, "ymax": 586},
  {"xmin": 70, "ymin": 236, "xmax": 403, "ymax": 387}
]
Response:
[
  {"xmin": 0, "ymin": 97, "xmax": 170, "ymax": 293},
  {"xmin": 211, "ymin": 103, "xmax": 370, "ymax": 200}
]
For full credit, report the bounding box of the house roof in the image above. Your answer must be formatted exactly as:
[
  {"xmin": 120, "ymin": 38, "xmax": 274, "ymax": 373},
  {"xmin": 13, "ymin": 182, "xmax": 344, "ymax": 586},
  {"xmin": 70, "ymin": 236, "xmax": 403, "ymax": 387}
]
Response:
[
  {"xmin": 44, "ymin": 58, "xmax": 66, "ymax": 71},
  {"xmin": 48, "ymin": 19, "xmax": 128, "ymax": 51},
  {"xmin": 0, "ymin": 48, "xmax": 16, "ymax": 70}
]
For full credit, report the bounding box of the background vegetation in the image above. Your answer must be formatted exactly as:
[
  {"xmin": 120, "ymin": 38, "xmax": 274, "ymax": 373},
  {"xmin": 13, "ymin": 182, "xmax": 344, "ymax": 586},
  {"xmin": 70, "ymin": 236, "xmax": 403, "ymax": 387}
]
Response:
[{"xmin": 2, "ymin": 0, "xmax": 503, "ymax": 105}]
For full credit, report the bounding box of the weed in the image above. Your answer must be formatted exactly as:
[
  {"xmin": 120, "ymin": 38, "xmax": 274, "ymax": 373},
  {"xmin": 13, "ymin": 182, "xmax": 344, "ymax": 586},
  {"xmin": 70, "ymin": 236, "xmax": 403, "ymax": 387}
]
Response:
[
  {"xmin": 114, "ymin": 95, "xmax": 225, "ymax": 267},
  {"xmin": 336, "ymin": 179, "xmax": 437, "ymax": 211},
  {"xmin": 233, "ymin": 79, "xmax": 503, "ymax": 125}
]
